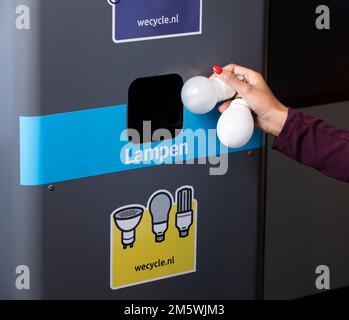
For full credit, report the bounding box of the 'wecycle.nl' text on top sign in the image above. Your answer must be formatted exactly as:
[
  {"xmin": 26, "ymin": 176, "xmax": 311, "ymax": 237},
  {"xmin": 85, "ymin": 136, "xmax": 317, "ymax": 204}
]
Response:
[{"xmin": 111, "ymin": 0, "xmax": 202, "ymax": 43}]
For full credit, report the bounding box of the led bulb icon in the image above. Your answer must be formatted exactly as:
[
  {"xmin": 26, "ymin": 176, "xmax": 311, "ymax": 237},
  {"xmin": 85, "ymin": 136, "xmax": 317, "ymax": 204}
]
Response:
[
  {"xmin": 148, "ymin": 191, "xmax": 173, "ymax": 243},
  {"xmin": 112, "ymin": 205, "xmax": 144, "ymax": 249},
  {"xmin": 181, "ymin": 76, "xmax": 236, "ymax": 114},
  {"xmin": 176, "ymin": 187, "xmax": 194, "ymax": 238}
]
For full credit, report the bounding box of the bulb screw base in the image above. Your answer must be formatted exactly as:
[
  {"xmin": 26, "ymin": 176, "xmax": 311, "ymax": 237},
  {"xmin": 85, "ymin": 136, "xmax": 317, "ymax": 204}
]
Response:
[
  {"xmin": 179, "ymin": 230, "xmax": 189, "ymax": 238},
  {"xmin": 155, "ymin": 234, "xmax": 165, "ymax": 242}
]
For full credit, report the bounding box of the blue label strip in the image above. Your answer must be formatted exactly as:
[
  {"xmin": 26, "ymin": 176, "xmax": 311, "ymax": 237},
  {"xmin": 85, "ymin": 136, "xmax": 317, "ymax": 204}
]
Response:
[{"xmin": 19, "ymin": 105, "xmax": 264, "ymax": 186}]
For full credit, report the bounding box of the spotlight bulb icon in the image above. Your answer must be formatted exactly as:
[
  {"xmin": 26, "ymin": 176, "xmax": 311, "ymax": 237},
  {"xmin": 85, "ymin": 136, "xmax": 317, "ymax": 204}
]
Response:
[
  {"xmin": 112, "ymin": 205, "xmax": 144, "ymax": 249},
  {"xmin": 148, "ymin": 191, "xmax": 173, "ymax": 243}
]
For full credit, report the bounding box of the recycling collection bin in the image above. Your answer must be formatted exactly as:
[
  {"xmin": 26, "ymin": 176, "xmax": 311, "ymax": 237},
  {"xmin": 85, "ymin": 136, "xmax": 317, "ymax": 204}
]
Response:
[
  {"xmin": 3, "ymin": 0, "xmax": 349, "ymax": 301},
  {"xmin": 4, "ymin": 0, "xmax": 349, "ymax": 301},
  {"xmin": 0, "ymin": 0, "xmax": 267, "ymax": 299}
]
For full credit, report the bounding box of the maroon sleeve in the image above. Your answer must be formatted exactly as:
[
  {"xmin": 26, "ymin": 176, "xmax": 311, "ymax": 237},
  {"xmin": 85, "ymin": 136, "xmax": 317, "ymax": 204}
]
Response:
[{"xmin": 272, "ymin": 108, "xmax": 349, "ymax": 183}]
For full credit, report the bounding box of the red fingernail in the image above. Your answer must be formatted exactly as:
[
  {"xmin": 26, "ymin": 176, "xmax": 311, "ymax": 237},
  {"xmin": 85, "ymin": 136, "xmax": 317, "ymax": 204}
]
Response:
[{"xmin": 213, "ymin": 65, "xmax": 223, "ymax": 75}]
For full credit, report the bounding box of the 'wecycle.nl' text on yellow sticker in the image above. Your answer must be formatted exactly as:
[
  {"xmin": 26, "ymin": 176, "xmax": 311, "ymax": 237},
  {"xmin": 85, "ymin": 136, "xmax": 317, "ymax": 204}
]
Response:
[{"xmin": 110, "ymin": 186, "xmax": 197, "ymax": 290}]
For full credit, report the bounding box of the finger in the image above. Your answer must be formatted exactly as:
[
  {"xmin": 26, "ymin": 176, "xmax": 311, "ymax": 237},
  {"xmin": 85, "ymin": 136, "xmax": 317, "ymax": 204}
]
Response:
[
  {"xmin": 218, "ymin": 100, "xmax": 231, "ymax": 113},
  {"xmin": 223, "ymin": 63, "xmax": 253, "ymax": 74},
  {"xmin": 218, "ymin": 70, "xmax": 253, "ymax": 96},
  {"xmin": 222, "ymin": 63, "xmax": 262, "ymax": 85}
]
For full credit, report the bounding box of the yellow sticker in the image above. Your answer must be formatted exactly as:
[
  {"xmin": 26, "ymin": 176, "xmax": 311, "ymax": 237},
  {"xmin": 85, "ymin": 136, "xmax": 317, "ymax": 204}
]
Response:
[{"xmin": 110, "ymin": 186, "xmax": 197, "ymax": 290}]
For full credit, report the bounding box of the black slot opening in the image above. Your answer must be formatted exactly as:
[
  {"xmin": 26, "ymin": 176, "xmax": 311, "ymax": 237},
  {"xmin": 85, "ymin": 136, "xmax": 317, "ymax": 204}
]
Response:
[{"xmin": 128, "ymin": 74, "xmax": 184, "ymax": 144}]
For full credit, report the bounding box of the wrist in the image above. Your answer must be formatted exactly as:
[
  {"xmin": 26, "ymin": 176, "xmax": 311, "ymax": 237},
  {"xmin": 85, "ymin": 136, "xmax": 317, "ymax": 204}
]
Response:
[{"xmin": 270, "ymin": 105, "xmax": 289, "ymax": 136}]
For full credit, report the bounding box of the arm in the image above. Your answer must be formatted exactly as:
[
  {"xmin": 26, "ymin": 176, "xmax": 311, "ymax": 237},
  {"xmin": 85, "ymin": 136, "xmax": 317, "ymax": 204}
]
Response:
[
  {"xmin": 273, "ymin": 108, "xmax": 349, "ymax": 182},
  {"xmin": 212, "ymin": 63, "xmax": 349, "ymax": 183}
]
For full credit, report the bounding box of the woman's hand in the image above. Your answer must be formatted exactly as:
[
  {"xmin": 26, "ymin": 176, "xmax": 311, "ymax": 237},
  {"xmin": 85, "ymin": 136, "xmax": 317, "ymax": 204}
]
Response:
[{"xmin": 211, "ymin": 64, "xmax": 289, "ymax": 136}]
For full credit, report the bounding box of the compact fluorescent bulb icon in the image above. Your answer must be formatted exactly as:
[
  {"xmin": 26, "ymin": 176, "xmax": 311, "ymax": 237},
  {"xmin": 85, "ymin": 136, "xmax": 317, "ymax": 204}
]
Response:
[
  {"xmin": 176, "ymin": 187, "xmax": 194, "ymax": 238},
  {"xmin": 148, "ymin": 191, "xmax": 173, "ymax": 243},
  {"xmin": 181, "ymin": 75, "xmax": 254, "ymax": 148},
  {"xmin": 112, "ymin": 205, "xmax": 144, "ymax": 249}
]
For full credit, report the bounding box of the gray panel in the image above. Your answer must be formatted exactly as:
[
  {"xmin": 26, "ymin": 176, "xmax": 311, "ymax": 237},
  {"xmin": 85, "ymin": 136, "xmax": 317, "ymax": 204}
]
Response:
[
  {"xmin": 1, "ymin": 0, "xmax": 44, "ymax": 299},
  {"xmin": 0, "ymin": 0, "xmax": 15, "ymax": 298},
  {"xmin": 36, "ymin": 0, "xmax": 265, "ymax": 115},
  {"xmin": 41, "ymin": 152, "xmax": 264, "ymax": 300},
  {"xmin": 264, "ymin": 101, "xmax": 349, "ymax": 299}
]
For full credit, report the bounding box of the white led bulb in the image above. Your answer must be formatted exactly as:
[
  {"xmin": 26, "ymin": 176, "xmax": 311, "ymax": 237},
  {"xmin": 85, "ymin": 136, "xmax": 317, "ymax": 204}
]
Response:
[
  {"xmin": 181, "ymin": 75, "xmax": 254, "ymax": 148},
  {"xmin": 217, "ymin": 99, "xmax": 254, "ymax": 149},
  {"xmin": 181, "ymin": 76, "xmax": 236, "ymax": 114}
]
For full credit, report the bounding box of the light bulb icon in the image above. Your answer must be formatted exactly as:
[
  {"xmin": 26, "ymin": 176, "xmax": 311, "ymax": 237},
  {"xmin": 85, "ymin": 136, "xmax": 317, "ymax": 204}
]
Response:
[
  {"xmin": 148, "ymin": 191, "xmax": 173, "ymax": 243},
  {"xmin": 112, "ymin": 205, "xmax": 144, "ymax": 249},
  {"xmin": 176, "ymin": 187, "xmax": 194, "ymax": 238},
  {"xmin": 181, "ymin": 75, "xmax": 254, "ymax": 148}
]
